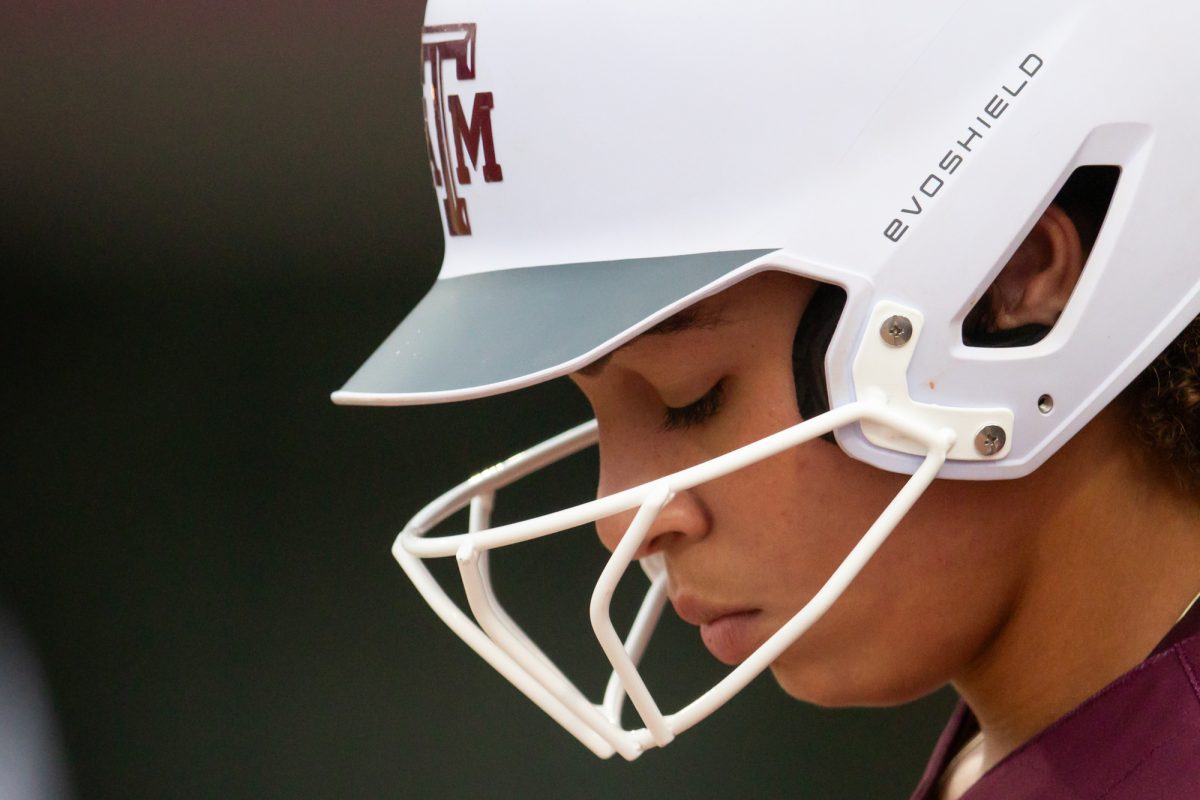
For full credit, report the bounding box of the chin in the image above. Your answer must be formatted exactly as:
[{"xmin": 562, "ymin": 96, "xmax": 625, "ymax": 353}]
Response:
[{"xmin": 769, "ymin": 660, "xmax": 942, "ymax": 709}]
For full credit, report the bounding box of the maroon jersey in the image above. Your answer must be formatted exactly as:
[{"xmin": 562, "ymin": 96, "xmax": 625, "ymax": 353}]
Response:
[{"xmin": 910, "ymin": 603, "xmax": 1200, "ymax": 799}]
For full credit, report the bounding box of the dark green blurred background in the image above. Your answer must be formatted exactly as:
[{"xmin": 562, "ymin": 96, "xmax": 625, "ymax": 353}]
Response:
[{"xmin": 4, "ymin": 4, "xmax": 954, "ymax": 798}]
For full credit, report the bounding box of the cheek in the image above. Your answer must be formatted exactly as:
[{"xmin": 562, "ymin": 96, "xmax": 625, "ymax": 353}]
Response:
[
  {"xmin": 763, "ymin": 469, "xmax": 1030, "ymax": 705},
  {"xmin": 760, "ymin": 444, "xmax": 899, "ymax": 564},
  {"xmin": 689, "ymin": 440, "xmax": 891, "ymax": 603}
]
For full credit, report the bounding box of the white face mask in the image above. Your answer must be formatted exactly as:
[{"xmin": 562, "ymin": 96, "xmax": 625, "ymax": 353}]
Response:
[{"xmin": 395, "ymin": 394, "xmax": 955, "ymax": 760}]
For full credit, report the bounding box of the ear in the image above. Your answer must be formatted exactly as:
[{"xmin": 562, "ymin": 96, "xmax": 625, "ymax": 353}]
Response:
[{"xmin": 985, "ymin": 203, "xmax": 1085, "ymax": 331}]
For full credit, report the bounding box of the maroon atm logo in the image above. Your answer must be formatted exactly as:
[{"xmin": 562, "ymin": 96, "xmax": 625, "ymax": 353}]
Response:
[{"xmin": 422, "ymin": 23, "xmax": 504, "ymax": 237}]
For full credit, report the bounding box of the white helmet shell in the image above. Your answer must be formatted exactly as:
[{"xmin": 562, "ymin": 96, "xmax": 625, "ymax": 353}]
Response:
[{"xmin": 336, "ymin": 0, "xmax": 1200, "ymax": 481}]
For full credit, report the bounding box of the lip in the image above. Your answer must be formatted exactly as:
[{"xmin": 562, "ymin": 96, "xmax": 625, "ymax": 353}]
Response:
[{"xmin": 671, "ymin": 596, "xmax": 763, "ymax": 665}]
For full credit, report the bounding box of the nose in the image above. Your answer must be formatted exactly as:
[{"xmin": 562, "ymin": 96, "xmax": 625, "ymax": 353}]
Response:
[
  {"xmin": 588, "ymin": 405, "xmax": 713, "ymax": 559},
  {"xmin": 594, "ymin": 486, "xmax": 710, "ymax": 560}
]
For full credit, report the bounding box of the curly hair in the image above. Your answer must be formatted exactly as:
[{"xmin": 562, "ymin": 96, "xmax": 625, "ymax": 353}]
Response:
[{"xmin": 1123, "ymin": 315, "xmax": 1200, "ymax": 491}]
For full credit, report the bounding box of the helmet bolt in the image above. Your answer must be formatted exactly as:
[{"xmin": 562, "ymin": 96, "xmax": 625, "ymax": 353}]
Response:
[
  {"xmin": 880, "ymin": 315, "xmax": 913, "ymax": 347},
  {"xmin": 974, "ymin": 425, "xmax": 1007, "ymax": 456}
]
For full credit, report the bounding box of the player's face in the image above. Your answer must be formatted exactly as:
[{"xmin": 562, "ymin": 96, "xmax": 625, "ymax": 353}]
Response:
[{"xmin": 571, "ymin": 271, "xmax": 1037, "ymax": 706}]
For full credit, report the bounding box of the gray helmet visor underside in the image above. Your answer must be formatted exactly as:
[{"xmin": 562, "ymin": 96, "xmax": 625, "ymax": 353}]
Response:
[{"xmin": 333, "ymin": 249, "xmax": 774, "ymax": 405}]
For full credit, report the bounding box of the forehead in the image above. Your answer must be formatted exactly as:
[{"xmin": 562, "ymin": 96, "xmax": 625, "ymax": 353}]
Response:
[
  {"xmin": 574, "ymin": 271, "xmax": 815, "ymax": 378},
  {"xmin": 575, "ymin": 300, "xmax": 731, "ymax": 378}
]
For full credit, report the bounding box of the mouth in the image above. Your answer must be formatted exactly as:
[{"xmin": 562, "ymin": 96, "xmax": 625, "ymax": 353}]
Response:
[{"xmin": 671, "ymin": 596, "xmax": 763, "ymax": 665}]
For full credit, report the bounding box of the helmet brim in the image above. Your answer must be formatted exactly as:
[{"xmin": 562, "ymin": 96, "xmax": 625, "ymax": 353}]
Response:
[{"xmin": 332, "ymin": 249, "xmax": 776, "ymax": 406}]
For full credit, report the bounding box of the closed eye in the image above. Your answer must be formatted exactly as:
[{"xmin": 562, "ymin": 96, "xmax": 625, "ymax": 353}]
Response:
[{"xmin": 661, "ymin": 379, "xmax": 726, "ymax": 432}]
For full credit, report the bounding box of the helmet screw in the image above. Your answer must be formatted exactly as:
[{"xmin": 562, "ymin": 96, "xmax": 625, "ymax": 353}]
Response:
[
  {"xmin": 880, "ymin": 315, "xmax": 913, "ymax": 347},
  {"xmin": 974, "ymin": 425, "xmax": 1007, "ymax": 456}
]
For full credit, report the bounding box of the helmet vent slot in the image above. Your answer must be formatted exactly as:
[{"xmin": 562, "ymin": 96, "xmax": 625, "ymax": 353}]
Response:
[{"xmin": 962, "ymin": 165, "xmax": 1121, "ymax": 349}]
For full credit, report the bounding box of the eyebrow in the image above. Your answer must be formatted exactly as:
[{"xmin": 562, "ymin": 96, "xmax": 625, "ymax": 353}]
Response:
[{"xmin": 576, "ymin": 305, "xmax": 728, "ymax": 377}]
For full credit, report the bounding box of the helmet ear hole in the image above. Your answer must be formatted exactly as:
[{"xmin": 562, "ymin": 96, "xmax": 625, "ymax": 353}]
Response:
[
  {"xmin": 963, "ymin": 165, "xmax": 1121, "ymax": 348},
  {"xmin": 792, "ymin": 283, "xmax": 848, "ymax": 443}
]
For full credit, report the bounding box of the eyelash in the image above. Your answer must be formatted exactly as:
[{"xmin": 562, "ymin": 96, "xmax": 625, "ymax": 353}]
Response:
[{"xmin": 661, "ymin": 379, "xmax": 726, "ymax": 432}]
